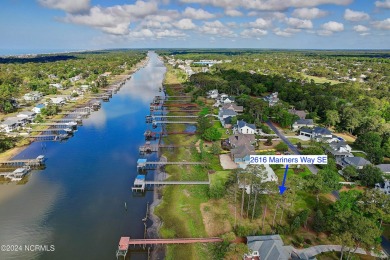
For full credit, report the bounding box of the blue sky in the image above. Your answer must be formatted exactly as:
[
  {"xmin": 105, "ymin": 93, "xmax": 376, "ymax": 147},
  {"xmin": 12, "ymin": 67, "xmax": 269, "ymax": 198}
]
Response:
[{"xmin": 0, "ymin": 0, "xmax": 389, "ymax": 54}]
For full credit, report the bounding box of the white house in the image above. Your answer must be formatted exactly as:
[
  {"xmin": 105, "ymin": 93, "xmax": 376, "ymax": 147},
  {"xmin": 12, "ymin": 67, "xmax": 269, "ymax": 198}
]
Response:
[
  {"xmin": 207, "ymin": 89, "xmax": 219, "ymax": 99},
  {"xmin": 235, "ymin": 120, "xmax": 256, "ymax": 134},
  {"xmin": 17, "ymin": 111, "xmax": 37, "ymax": 123},
  {"xmin": 23, "ymin": 91, "xmax": 42, "ymax": 102},
  {"xmin": 49, "ymin": 97, "xmax": 66, "ymax": 106},
  {"xmin": 300, "ymin": 127, "xmax": 333, "ymax": 142},
  {"xmin": 32, "ymin": 104, "xmax": 45, "ymax": 113},
  {"xmin": 292, "ymin": 119, "xmax": 314, "ymax": 131},
  {"xmin": 222, "ymin": 96, "xmax": 235, "ymax": 104},
  {"xmin": 0, "ymin": 117, "xmax": 21, "ymax": 133}
]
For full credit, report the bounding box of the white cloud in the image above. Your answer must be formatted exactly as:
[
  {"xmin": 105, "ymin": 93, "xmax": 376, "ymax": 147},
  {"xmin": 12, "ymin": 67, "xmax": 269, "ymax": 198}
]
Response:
[
  {"xmin": 344, "ymin": 9, "xmax": 370, "ymax": 22},
  {"xmin": 183, "ymin": 7, "xmax": 215, "ymax": 20},
  {"xmin": 248, "ymin": 18, "xmax": 272, "ymax": 29},
  {"xmin": 240, "ymin": 28, "xmax": 268, "ymax": 38},
  {"xmin": 174, "ymin": 19, "xmax": 196, "ymax": 30},
  {"xmin": 129, "ymin": 29, "xmax": 155, "ymax": 38},
  {"xmin": 38, "ymin": 0, "xmax": 90, "ymax": 13},
  {"xmin": 292, "ymin": 8, "xmax": 328, "ymax": 19},
  {"xmin": 63, "ymin": 1, "xmax": 158, "ymax": 35},
  {"xmin": 375, "ymin": 0, "xmax": 390, "ymax": 8},
  {"xmin": 274, "ymin": 28, "xmax": 301, "ymax": 37},
  {"xmin": 225, "ymin": 9, "xmax": 243, "ymax": 17},
  {"xmin": 317, "ymin": 30, "xmax": 333, "ymax": 36},
  {"xmin": 321, "ymin": 21, "xmax": 344, "ymax": 31},
  {"xmin": 353, "ymin": 25, "xmax": 369, "ymax": 32},
  {"xmin": 155, "ymin": 30, "xmax": 186, "ymax": 38},
  {"xmin": 372, "ymin": 18, "xmax": 390, "ymax": 30},
  {"xmin": 179, "ymin": 0, "xmax": 353, "ymax": 11},
  {"xmin": 286, "ymin": 17, "xmax": 313, "ymax": 29},
  {"xmin": 199, "ymin": 20, "xmax": 235, "ymax": 36}
]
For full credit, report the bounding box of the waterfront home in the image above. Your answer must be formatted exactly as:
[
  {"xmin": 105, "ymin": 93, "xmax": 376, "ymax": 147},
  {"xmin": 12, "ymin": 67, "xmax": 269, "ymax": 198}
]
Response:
[
  {"xmin": 23, "ymin": 91, "xmax": 42, "ymax": 102},
  {"xmin": 207, "ymin": 89, "xmax": 219, "ymax": 99},
  {"xmin": 0, "ymin": 117, "xmax": 21, "ymax": 133},
  {"xmin": 288, "ymin": 108, "xmax": 307, "ymax": 119},
  {"xmin": 326, "ymin": 141, "xmax": 353, "ymax": 163},
  {"xmin": 227, "ymin": 134, "xmax": 256, "ymax": 148},
  {"xmin": 235, "ymin": 120, "xmax": 256, "ymax": 134},
  {"xmin": 299, "ymin": 126, "xmax": 333, "ymax": 142},
  {"xmin": 218, "ymin": 108, "xmax": 238, "ymax": 128},
  {"xmin": 244, "ymin": 235, "xmax": 292, "ymax": 260},
  {"xmin": 231, "ymin": 143, "xmax": 255, "ymax": 168},
  {"xmin": 292, "ymin": 119, "xmax": 314, "ymax": 131},
  {"xmin": 6, "ymin": 167, "xmax": 30, "ymax": 181},
  {"xmin": 17, "ymin": 111, "xmax": 37, "ymax": 123},
  {"xmin": 377, "ymin": 164, "xmax": 390, "ymax": 175},
  {"xmin": 32, "ymin": 104, "xmax": 45, "ymax": 113},
  {"xmin": 340, "ymin": 156, "xmax": 371, "ymax": 169},
  {"xmin": 49, "ymin": 97, "xmax": 66, "ymax": 106},
  {"xmin": 222, "ymin": 103, "xmax": 244, "ymax": 113},
  {"xmin": 375, "ymin": 180, "xmax": 390, "ymax": 195}
]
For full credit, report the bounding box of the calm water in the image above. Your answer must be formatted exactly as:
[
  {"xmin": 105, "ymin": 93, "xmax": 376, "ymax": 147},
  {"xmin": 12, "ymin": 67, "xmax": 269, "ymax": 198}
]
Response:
[{"xmin": 0, "ymin": 52, "xmax": 165, "ymax": 260}]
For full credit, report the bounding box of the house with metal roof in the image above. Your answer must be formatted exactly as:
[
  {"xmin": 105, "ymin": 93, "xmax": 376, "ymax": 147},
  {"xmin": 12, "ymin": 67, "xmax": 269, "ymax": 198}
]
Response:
[
  {"xmin": 300, "ymin": 126, "xmax": 334, "ymax": 142},
  {"xmin": 0, "ymin": 117, "xmax": 22, "ymax": 133},
  {"xmin": 222, "ymin": 103, "xmax": 244, "ymax": 113},
  {"xmin": 244, "ymin": 235, "xmax": 293, "ymax": 260}
]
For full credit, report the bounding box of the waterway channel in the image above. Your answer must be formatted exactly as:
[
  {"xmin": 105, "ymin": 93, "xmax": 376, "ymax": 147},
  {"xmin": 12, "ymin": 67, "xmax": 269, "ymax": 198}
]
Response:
[{"xmin": 0, "ymin": 51, "xmax": 165, "ymax": 260}]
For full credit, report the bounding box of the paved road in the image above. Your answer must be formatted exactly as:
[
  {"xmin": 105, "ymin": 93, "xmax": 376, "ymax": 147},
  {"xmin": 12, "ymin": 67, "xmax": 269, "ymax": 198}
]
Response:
[{"xmin": 266, "ymin": 120, "xmax": 318, "ymax": 174}]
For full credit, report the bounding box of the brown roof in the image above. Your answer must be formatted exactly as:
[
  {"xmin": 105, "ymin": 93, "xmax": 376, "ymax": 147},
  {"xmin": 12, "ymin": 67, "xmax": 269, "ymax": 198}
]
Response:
[
  {"xmin": 222, "ymin": 103, "xmax": 244, "ymax": 112},
  {"xmin": 288, "ymin": 109, "xmax": 307, "ymax": 119},
  {"xmin": 228, "ymin": 134, "xmax": 256, "ymax": 148}
]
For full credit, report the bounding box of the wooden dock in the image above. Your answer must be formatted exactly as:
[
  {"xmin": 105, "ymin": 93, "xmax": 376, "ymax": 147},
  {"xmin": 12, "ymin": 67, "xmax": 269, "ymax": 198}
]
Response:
[
  {"xmin": 137, "ymin": 159, "xmax": 206, "ymax": 171},
  {"xmin": 139, "ymin": 144, "xmax": 189, "ymax": 153},
  {"xmin": 27, "ymin": 135, "xmax": 69, "ymax": 141},
  {"xmin": 0, "ymin": 155, "xmax": 45, "ymax": 168},
  {"xmin": 131, "ymin": 174, "xmax": 210, "ymax": 192},
  {"xmin": 152, "ymin": 121, "xmax": 197, "ymax": 124}
]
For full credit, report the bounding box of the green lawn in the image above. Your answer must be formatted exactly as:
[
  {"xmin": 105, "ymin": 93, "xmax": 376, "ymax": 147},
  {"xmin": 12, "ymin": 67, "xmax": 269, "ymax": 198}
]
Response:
[
  {"xmin": 352, "ymin": 152, "xmax": 367, "ymax": 159},
  {"xmin": 302, "ymin": 74, "xmax": 342, "ymax": 85},
  {"xmin": 210, "ymin": 171, "xmax": 231, "ymax": 188},
  {"xmin": 287, "ymin": 137, "xmax": 311, "ymax": 145}
]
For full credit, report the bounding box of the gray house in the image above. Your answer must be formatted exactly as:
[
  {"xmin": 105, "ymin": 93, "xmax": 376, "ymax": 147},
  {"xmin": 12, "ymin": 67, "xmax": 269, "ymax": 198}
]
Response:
[
  {"xmin": 377, "ymin": 164, "xmax": 390, "ymax": 175},
  {"xmin": 218, "ymin": 108, "xmax": 238, "ymax": 128},
  {"xmin": 244, "ymin": 235, "xmax": 293, "ymax": 260},
  {"xmin": 341, "ymin": 156, "xmax": 371, "ymax": 169},
  {"xmin": 300, "ymin": 127, "xmax": 334, "ymax": 142}
]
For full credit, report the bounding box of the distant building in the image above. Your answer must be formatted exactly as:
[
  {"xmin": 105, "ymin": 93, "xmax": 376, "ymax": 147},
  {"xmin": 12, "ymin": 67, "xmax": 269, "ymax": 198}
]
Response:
[
  {"xmin": 263, "ymin": 92, "xmax": 279, "ymax": 107},
  {"xmin": 244, "ymin": 235, "xmax": 293, "ymax": 260},
  {"xmin": 17, "ymin": 111, "xmax": 37, "ymax": 123},
  {"xmin": 207, "ymin": 89, "xmax": 219, "ymax": 99},
  {"xmin": 375, "ymin": 180, "xmax": 390, "ymax": 195},
  {"xmin": 299, "ymin": 127, "xmax": 335, "ymax": 142},
  {"xmin": 23, "ymin": 91, "xmax": 42, "ymax": 102},
  {"xmin": 288, "ymin": 109, "xmax": 307, "ymax": 120},
  {"xmin": 0, "ymin": 117, "xmax": 21, "ymax": 133},
  {"xmin": 377, "ymin": 164, "xmax": 390, "ymax": 175},
  {"xmin": 222, "ymin": 103, "xmax": 244, "ymax": 113},
  {"xmin": 292, "ymin": 119, "xmax": 314, "ymax": 131},
  {"xmin": 218, "ymin": 108, "xmax": 238, "ymax": 128},
  {"xmin": 49, "ymin": 83, "xmax": 63, "ymax": 90},
  {"xmin": 32, "ymin": 104, "xmax": 45, "ymax": 114}
]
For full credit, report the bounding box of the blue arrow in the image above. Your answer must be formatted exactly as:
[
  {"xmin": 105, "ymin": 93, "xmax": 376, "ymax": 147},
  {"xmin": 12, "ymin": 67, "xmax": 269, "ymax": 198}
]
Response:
[{"xmin": 279, "ymin": 165, "xmax": 289, "ymax": 195}]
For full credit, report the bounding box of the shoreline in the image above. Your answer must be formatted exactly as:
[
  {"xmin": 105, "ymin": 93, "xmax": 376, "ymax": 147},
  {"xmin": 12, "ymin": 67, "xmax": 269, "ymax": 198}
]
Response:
[{"xmin": 0, "ymin": 55, "xmax": 149, "ymax": 163}]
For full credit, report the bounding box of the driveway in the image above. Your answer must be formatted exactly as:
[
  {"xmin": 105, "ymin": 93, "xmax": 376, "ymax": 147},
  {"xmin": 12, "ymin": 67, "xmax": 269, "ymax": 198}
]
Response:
[{"xmin": 266, "ymin": 120, "xmax": 318, "ymax": 174}]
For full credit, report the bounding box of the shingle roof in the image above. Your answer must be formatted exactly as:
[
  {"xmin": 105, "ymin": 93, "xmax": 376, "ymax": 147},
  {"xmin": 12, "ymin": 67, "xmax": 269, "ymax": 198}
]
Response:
[
  {"xmin": 247, "ymin": 235, "xmax": 290, "ymax": 260},
  {"xmin": 231, "ymin": 144, "xmax": 255, "ymax": 159},
  {"xmin": 377, "ymin": 164, "xmax": 390, "ymax": 173},
  {"xmin": 237, "ymin": 120, "xmax": 256, "ymax": 130},
  {"xmin": 228, "ymin": 134, "xmax": 256, "ymax": 147},
  {"xmin": 219, "ymin": 108, "xmax": 238, "ymax": 117},
  {"xmin": 294, "ymin": 119, "xmax": 314, "ymax": 125},
  {"xmin": 313, "ymin": 127, "xmax": 332, "ymax": 135},
  {"xmin": 344, "ymin": 157, "xmax": 371, "ymax": 167}
]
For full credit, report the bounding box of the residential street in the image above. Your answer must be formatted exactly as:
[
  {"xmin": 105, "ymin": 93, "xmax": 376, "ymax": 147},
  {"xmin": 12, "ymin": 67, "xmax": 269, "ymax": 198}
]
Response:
[{"xmin": 266, "ymin": 120, "xmax": 318, "ymax": 174}]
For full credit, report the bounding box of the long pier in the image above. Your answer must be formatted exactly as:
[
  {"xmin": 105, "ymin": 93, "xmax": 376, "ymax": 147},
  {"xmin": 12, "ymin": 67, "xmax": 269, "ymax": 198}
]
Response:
[
  {"xmin": 27, "ymin": 135, "xmax": 69, "ymax": 141},
  {"xmin": 0, "ymin": 155, "xmax": 45, "ymax": 168},
  {"xmin": 139, "ymin": 144, "xmax": 190, "ymax": 153},
  {"xmin": 116, "ymin": 237, "xmax": 222, "ymax": 258},
  {"xmin": 152, "ymin": 121, "xmax": 197, "ymax": 124}
]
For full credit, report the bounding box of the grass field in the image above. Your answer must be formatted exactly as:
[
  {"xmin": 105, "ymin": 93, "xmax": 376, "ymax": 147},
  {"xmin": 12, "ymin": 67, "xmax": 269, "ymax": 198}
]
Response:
[{"xmin": 302, "ymin": 74, "xmax": 342, "ymax": 85}]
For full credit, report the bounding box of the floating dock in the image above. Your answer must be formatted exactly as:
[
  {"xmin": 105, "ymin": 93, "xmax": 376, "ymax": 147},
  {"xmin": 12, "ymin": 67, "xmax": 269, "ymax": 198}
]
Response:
[
  {"xmin": 131, "ymin": 175, "xmax": 210, "ymax": 192},
  {"xmin": 0, "ymin": 155, "xmax": 45, "ymax": 168}
]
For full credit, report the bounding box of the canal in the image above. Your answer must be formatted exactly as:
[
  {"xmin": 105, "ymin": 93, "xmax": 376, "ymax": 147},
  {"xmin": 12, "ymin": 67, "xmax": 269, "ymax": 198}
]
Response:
[{"xmin": 0, "ymin": 51, "xmax": 165, "ymax": 260}]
